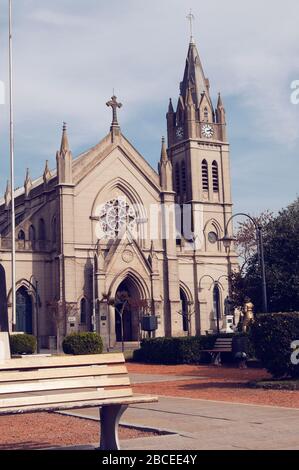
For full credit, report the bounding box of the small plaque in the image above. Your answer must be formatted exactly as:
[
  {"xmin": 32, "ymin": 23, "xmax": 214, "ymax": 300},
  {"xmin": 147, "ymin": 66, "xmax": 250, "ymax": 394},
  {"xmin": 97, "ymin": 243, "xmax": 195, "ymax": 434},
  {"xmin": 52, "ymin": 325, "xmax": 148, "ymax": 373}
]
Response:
[
  {"xmin": 68, "ymin": 316, "xmax": 76, "ymax": 323},
  {"xmin": 101, "ymin": 316, "xmax": 107, "ymax": 321}
]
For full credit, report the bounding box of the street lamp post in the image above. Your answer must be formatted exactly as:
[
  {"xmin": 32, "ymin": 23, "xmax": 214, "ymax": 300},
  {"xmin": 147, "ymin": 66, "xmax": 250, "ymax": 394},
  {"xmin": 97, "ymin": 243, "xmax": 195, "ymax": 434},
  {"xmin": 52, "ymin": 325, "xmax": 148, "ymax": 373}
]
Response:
[
  {"xmin": 220, "ymin": 213, "xmax": 268, "ymax": 314},
  {"xmin": 199, "ymin": 275, "xmax": 229, "ymax": 334}
]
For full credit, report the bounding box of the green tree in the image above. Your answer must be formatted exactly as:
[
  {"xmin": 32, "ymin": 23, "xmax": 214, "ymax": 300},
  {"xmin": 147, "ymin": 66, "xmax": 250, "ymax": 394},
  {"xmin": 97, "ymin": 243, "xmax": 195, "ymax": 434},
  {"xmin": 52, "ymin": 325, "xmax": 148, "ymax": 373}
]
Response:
[{"xmin": 231, "ymin": 199, "xmax": 299, "ymax": 313}]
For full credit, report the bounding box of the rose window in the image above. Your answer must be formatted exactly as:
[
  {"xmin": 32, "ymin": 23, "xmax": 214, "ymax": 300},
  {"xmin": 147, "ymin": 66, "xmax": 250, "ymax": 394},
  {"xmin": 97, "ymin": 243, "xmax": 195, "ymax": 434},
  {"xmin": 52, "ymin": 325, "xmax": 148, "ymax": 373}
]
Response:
[{"xmin": 99, "ymin": 197, "xmax": 137, "ymax": 239}]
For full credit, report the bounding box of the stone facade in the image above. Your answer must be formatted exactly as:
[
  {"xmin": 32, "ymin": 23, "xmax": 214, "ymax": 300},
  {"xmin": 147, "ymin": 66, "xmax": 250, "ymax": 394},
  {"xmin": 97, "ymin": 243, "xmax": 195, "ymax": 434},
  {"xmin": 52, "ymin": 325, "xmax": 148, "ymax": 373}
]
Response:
[{"xmin": 0, "ymin": 38, "xmax": 238, "ymax": 349}]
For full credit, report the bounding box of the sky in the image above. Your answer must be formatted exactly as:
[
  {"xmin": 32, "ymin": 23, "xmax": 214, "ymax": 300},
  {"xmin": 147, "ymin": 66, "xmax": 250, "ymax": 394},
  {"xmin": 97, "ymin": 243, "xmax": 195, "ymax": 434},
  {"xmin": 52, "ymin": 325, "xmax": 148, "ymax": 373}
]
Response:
[{"xmin": 0, "ymin": 0, "xmax": 298, "ymax": 216}]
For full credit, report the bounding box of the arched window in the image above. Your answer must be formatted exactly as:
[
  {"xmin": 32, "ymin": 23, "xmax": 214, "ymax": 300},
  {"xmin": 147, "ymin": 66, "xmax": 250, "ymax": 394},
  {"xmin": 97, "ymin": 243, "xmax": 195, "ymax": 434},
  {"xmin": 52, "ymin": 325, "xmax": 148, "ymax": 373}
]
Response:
[
  {"xmin": 181, "ymin": 161, "xmax": 187, "ymax": 194},
  {"xmin": 38, "ymin": 218, "xmax": 46, "ymax": 241},
  {"xmin": 29, "ymin": 225, "xmax": 36, "ymax": 242},
  {"xmin": 213, "ymin": 285, "xmax": 221, "ymax": 334},
  {"xmin": 180, "ymin": 289, "xmax": 189, "ymax": 333},
  {"xmin": 18, "ymin": 230, "xmax": 26, "ymax": 249},
  {"xmin": 202, "ymin": 160, "xmax": 209, "ymax": 191},
  {"xmin": 16, "ymin": 287, "xmax": 33, "ymax": 334},
  {"xmin": 175, "ymin": 163, "xmax": 181, "ymax": 194},
  {"xmin": 80, "ymin": 298, "xmax": 87, "ymax": 324},
  {"xmin": 212, "ymin": 161, "xmax": 219, "ymax": 192},
  {"xmin": 18, "ymin": 230, "xmax": 25, "ymax": 242},
  {"xmin": 204, "ymin": 107, "xmax": 209, "ymax": 122}
]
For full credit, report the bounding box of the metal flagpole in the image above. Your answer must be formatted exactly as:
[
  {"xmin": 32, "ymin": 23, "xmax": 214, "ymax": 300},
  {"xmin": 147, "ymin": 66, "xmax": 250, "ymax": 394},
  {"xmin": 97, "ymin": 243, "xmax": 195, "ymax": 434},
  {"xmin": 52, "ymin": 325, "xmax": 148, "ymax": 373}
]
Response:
[{"xmin": 9, "ymin": 0, "xmax": 16, "ymax": 329}]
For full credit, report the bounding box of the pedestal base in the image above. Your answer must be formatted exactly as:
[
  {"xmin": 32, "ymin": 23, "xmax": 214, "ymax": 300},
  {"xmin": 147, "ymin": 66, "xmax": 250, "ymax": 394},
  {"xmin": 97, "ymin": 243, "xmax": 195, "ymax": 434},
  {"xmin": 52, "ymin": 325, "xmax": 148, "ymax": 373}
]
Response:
[{"xmin": 0, "ymin": 332, "xmax": 10, "ymax": 362}]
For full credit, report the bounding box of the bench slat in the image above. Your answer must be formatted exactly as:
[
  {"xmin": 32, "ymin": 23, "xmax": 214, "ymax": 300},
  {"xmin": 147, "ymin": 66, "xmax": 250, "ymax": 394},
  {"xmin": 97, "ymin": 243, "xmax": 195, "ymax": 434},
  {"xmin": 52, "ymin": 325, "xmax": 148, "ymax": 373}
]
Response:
[
  {"xmin": 0, "ymin": 388, "xmax": 133, "ymax": 409},
  {"xmin": 205, "ymin": 348, "xmax": 232, "ymax": 350},
  {"xmin": 0, "ymin": 354, "xmax": 125, "ymax": 371},
  {"xmin": 0, "ymin": 365, "xmax": 127, "ymax": 383},
  {"xmin": 201, "ymin": 337, "xmax": 233, "ymax": 354},
  {"xmin": 0, "ymin": 394, "xmax": 158, "ymax": 415},
  {"xmin": 0, "ymin": 376, "xmax": 130, "ymax": 394}
]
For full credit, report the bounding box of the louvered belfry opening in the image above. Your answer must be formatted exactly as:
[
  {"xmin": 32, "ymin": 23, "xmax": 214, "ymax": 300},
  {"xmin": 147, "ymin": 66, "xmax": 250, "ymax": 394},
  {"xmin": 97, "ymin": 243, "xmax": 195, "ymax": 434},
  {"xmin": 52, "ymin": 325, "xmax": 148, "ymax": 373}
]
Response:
[
  {"xmin": 202, "ymin": 160, "xmax": 209, "ymax": 191},
  {"xmin": 212, "ymin": 161, "xmax": 219, "ymax": 192}
]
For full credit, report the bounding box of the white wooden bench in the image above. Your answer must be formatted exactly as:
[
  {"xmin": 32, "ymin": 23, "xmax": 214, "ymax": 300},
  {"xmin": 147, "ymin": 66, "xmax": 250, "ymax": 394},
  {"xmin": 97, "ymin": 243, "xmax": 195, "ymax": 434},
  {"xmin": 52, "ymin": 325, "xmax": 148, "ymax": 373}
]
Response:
[
  {"xmin": 201, "ymin": 337, "xmax": 233, "ymax": 366},
  {"xmin": 0, "ymin": 353, "xmax": 158, "ymax": 450}
]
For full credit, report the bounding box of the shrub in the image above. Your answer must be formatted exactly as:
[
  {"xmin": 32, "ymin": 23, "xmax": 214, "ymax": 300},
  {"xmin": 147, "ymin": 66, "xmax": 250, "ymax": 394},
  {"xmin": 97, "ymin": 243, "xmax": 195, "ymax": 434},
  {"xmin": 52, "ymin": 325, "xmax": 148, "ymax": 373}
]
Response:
[
  {"xmin": 249, "ymin": 313, "xmax": 299, "ymax": 378},
  {"xmin": 10, "ymin": 334, "xmax": 37, "ymax": 355},
  {"xmin": 133, "ymin": 335, "xmax": 234, "ymax": 365},
  {"xmin": 63, "ymin": 333, "xmax": 103, "ymax": 356}
]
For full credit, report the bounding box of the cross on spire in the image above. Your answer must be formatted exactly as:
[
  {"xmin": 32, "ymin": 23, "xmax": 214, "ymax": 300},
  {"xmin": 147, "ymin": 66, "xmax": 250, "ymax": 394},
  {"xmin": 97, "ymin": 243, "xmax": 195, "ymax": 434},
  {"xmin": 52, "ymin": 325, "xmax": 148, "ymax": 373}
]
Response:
[
  {"xmin": 187, "ymin": 10, "xmax": 195, "ymax": 43},
  {"xmin": 106, "ymin": 95, "xmax": 123, "ymax": 129}
]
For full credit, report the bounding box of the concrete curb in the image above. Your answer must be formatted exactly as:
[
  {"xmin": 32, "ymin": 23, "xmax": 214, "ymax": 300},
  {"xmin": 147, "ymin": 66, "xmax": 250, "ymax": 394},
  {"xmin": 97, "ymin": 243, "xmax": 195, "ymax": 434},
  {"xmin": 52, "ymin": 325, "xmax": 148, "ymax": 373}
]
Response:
[{"xmin": 56, "ymin": 410, "xmax": 176, "ymax": 437}]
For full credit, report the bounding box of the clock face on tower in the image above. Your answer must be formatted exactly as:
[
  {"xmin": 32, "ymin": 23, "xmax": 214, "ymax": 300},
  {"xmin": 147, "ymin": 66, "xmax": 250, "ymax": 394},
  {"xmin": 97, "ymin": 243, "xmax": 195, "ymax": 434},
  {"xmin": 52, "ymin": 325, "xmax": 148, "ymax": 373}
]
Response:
[
  {"xmin": 176, "ymin": 126, "xmax": 184, "ymax": 140},
  {"xmin": 202, "ymin": 124, "xmax": 214, "ymax": 139}
]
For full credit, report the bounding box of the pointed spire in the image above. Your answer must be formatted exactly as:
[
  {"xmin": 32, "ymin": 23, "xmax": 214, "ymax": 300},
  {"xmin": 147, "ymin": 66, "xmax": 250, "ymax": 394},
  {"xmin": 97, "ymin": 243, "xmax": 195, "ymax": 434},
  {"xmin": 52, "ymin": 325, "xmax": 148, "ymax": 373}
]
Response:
[
  {"xmin": 24, "ymin": 168, "xmax": 30, "ymax": 184},
  {"xmin": 4, "ymin": 180, "xmax": 11, "ymax": 209},
  {"xmin": 217, "ymin": 92, "xmax": 224, "ymax": 109},
  {"xmin": 180, "ymin": 40, "xmax": 211, "ymax": 109},
  {"xmin": 159, "ymin": 137, "xmax": 173, "ymax": 192},
  {"xmin": 168, "ymin": 98, "xmax": 174, "ymax": 114},
  {"xmin": 24, "ymin": 168, "xmax": 32, "ymax": 198},
  {"xmin": 56, "ymin": 122, "xmax": 73, "ymax": 185},
  {"xmin": 60, "ymin": 122, "xmax": 70, "ymax": 154},
  {"xmin": 43, "ymin": 160, "xmax": 52, "ymax": 185},
  {"xmin": 216, "ymin": 92, "xmax": 226, "ymax": 129}
]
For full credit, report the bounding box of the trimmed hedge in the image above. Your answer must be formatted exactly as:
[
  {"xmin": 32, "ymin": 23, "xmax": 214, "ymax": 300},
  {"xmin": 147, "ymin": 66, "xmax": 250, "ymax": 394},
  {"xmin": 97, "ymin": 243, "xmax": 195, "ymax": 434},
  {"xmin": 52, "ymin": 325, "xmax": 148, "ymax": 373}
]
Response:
[
  {"xmin": 10, "ymin": 334, "xmax": 37, "ymax": 355},
  {"xmin": 249, "ymin": 313, "xmax": 299, "ymax": 379},
  {"xmin": 133, "ymin": 334, "xmax": 251, "ymax": 365},
  {"xmin": 63, "ymin": 333, "xmax": 103, "ymax": 356}
]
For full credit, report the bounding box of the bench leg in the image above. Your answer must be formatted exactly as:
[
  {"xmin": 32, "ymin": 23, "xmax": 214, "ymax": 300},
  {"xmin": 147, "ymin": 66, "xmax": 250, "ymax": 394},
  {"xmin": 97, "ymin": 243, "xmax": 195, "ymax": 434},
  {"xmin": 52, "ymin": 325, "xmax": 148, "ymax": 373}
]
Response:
[
  {"xmin": 213, "ymin": 352, "xmax": 222, "ymax": 366},
  {"xmin": 99, "ymin": 405, "xmax": 128, "ymax": 450}
]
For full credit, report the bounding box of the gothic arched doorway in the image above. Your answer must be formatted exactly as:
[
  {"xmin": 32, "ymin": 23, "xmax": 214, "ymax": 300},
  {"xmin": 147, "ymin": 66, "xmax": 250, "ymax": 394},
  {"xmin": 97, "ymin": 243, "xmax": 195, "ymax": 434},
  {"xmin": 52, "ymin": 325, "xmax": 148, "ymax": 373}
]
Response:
[
  {"xmin": 180, "ymin": 289, "xmax": 189, "ymax": 334},
  {"xmin": 115, "ymin": 278, "xmax": 141, "ymax": 342},
  {"xmin": 16, "ymin": 287, "xmax": 33, "ymax": 334}
]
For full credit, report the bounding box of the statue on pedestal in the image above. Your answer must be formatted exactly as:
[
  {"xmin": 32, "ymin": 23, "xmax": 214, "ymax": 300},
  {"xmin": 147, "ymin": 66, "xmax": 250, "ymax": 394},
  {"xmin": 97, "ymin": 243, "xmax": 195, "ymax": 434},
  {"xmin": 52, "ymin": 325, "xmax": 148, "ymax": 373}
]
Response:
[{"xmin": 242, "ymin": 297, "xmax": 254, "ymax": 333}]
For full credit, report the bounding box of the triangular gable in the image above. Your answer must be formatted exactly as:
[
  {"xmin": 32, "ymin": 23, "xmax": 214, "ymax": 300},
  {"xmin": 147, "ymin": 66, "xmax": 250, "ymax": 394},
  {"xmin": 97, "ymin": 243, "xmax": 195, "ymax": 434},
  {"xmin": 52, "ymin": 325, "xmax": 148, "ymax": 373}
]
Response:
[
  {"xmin": 72, "ymin": 132, "xmax": 161, "ymax": 193},
  {"xmin": 104, "ymin": 229, "xmax": 152, "ymax": 278}
]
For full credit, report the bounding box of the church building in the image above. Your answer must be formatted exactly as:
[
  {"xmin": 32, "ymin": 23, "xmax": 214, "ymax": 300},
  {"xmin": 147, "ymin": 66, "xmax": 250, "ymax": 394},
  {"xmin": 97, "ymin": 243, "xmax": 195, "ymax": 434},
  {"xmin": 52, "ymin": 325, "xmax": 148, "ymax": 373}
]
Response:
[{"xmin": 0, "ymin": 35, "xmax": 237, "ymax": 349}]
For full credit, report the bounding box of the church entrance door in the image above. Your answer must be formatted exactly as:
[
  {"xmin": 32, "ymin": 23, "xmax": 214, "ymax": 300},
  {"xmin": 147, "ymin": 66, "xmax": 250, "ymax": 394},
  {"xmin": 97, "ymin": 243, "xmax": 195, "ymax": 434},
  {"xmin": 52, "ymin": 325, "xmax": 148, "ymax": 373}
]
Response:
[
  {"xmin": 115, "ymin": 279, "xmax": 140, "ymax": 342},
  {"xmin": 16, "ymin": 287, "xmax": 33, "ymax": 334}
]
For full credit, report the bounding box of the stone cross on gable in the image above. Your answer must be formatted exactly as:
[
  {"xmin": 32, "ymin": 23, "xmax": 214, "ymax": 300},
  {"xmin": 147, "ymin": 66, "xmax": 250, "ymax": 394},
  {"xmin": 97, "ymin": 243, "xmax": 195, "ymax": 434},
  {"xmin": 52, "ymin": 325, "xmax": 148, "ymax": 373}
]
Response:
[{"xmin": 106, "ymin": 95, "xmax": 123, "ymax": 128}]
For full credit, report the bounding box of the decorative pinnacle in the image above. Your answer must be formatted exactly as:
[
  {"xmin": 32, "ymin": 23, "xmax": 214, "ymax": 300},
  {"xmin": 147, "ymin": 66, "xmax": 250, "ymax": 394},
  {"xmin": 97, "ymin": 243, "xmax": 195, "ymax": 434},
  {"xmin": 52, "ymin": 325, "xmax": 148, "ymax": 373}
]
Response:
[
  {"xmin": 60, "ymin": 122, "xmax": 70, "ymax": 153},
  {"xmin": 217, "ymin": 92, "xmax": 224, "ymax": 108},
  {"xmin": 168, "ymin": 98, "xmax": 174, "ymax": 114},
  {"xmin": 25, "ymin": 168, "xmax": 30, "ymax": 183},
  {"xmin": 5, "ymin": 180, "xmax": 11, "ymax": 196},
  {"xmin": 106, "ymin": 95, "xmax": 123, "ymax": 128},
  {"xmin": 43, "ymin": 160, "xmax": 51, "ymax": 184},
  {"xmin": 161, "ymin": 136, "xmax": 168, "ymax": 163}
]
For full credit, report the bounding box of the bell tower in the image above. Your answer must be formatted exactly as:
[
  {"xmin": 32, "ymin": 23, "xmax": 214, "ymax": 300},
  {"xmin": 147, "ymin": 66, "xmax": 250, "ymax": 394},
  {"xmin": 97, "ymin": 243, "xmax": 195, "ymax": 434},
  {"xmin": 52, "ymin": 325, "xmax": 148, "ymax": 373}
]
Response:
[{"xmin": 166, "ymin": 35, "xmax": 232, "ymax": 242}]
